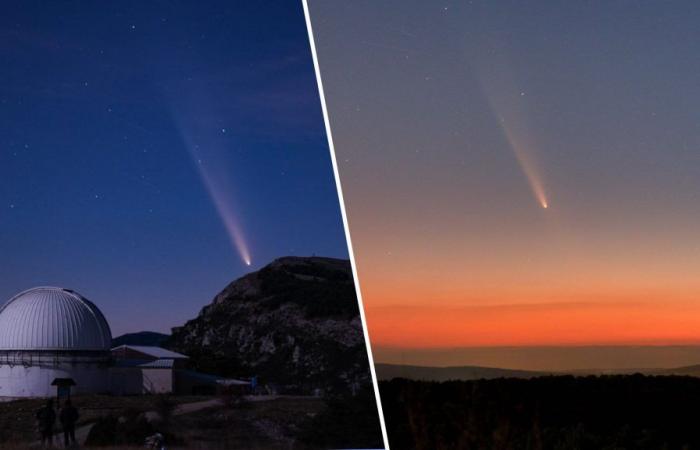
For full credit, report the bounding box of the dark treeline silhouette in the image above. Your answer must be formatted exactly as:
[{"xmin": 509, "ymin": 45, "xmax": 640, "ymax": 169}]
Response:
[
  {"xmin": 380, "ymin": 374, "xmax": 700, "ymax": 449},
  {"xmin": 297, "ymin": 387, "xmax": 384, "ymax": 449}
]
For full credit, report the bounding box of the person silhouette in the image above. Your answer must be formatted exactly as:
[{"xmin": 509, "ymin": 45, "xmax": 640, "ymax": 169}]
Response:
[
  {"xmin": 59, "ymin": 399, "xmax": 79, "ymax": 447},
  {"xmin": 36, "ymin": 399, "xmax": 56, "ymax": 447}
]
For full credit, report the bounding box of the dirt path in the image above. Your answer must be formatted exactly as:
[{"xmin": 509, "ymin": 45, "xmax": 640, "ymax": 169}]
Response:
[
  {"xmin": 32, "ymin": 395, "xmax": 284, "ymax": 447},
  {"xmin": 144, "ymin": 397, "xmax": 223, "ymax": 421},
  {"xmin": 32, "ymin": 398, "xmax": 223, "ymax": 447}
]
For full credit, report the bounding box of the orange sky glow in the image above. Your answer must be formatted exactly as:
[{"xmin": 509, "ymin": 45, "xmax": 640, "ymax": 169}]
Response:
[{"xmin": 310, "ymin": 0, "xmax": 700, "ymax": 368}]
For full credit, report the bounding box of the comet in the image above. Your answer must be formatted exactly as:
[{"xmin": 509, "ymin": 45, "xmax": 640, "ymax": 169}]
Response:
[
  {"xmin": 477, "ymin": 57, "xmax": 550, "ymax": 210},
  {"xmin": 498, "ymin": 117, "xmax": 549, "ymax": 210},
  {"xmin": 169, "ymin": 107, "xmax": 252, "ymax": 267},
  {"xmin": 189, "ymin": 151, "xmax": 253, "ymax": 267},
  {"xmin": 164, "ymin": 73, "xmax": 253, "ymax": 267}
]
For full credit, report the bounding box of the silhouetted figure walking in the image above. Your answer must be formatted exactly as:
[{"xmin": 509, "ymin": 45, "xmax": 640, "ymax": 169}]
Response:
[
  {"xmin": 36, "ymin": 399, "xmax": 56, "ymax": 447},
  {"xmin": 59, "ymin": 399, "xmax": 79, "ymax": 447}
]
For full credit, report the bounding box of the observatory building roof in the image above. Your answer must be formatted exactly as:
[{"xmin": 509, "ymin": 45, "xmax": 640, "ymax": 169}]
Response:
[{"xmin": 0, "ymin": 287, "xmax": 112, "ymax": 351}]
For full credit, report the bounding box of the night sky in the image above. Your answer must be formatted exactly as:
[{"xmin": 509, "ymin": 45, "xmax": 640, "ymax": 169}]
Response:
[
  {"xmin": 309, "ymin": 1, "xmax": 700, "ymax": 369},
  {"xmin": 0, "ymin": 2, "xmax": 348, "ymax": 335}
]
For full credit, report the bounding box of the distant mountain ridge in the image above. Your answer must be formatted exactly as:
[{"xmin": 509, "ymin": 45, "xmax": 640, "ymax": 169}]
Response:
[
  {"xmin": 377, "ymin": 362, "xmax": 700, "ymax": 381},
  {"xmin": 376, "ymin": 363, "xmax": 550, "ymax": 381},
  {"xmin": 653, "ymin": 364, "xmax": 700, "ymax": 377},
  {"xmin": 374, "ymin": 346, "xmax": 700, "ymax": 372},
  {"xmin": 112, "ymin": 331, "xmax": 170, "ymax": 348},
  {"xmin": 166, "ymin": 256, "xmax": 372, "ymax": 394}
]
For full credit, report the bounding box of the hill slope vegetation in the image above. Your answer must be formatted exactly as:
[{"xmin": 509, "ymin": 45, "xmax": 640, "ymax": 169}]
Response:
[{"xmin": 167, "ymin": 256, "xmax": 372, "ymax": 395}]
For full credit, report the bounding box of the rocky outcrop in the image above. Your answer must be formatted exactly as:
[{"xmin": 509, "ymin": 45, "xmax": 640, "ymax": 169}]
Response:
[{"xmin": 167, "ymin": 256, "xmax": 371, "ymax": 394}]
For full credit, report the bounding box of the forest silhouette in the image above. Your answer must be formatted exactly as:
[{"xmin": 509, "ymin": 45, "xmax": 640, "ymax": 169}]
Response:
[{"xmin": 380, "ymin": 374, "xmax": 700, "ymax": 449}]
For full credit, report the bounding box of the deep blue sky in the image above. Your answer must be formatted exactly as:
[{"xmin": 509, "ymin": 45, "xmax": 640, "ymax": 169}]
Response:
[{"xmin": 0, "ymin": 1, "xmax": 348, "ymax": 335}]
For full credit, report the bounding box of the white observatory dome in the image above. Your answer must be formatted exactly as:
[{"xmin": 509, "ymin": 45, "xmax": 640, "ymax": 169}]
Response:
[{"xmin": 0, "ymin": 287, "xmax": 112, "ymax": 351}]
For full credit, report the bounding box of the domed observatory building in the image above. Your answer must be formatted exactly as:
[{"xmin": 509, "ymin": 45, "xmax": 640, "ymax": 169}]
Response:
[{"xmin": 0, "ymin": 287, "xmax": 112, "ymax": 397}]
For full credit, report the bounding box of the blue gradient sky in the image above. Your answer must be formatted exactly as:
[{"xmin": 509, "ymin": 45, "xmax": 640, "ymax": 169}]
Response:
[{"xmin": 0, "ymin": 1, "xmax": 347, "ymax": 335}]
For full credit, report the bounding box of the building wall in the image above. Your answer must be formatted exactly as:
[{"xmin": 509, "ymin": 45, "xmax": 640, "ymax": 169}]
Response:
[
  {"xmin": 174, "ymin": 370, "xmax": 250, "ymax": 395},
  {"xmin": 141, "ymin": 368, "xmax": 173, "ymax": 394},
  {"xmin": 108, "ymin": 368, "xmax": 145, "ymax": 395},
  {"xmin": 109, "ymin": 368, "xmax": 173, "ymax": 395},
  {"xmin": 0, "ymin": 363, "xmax": 109, "ymax": 397},
  {"xmin": 175, "ymin": 370, "xmax": 218, "ymax": 395}
]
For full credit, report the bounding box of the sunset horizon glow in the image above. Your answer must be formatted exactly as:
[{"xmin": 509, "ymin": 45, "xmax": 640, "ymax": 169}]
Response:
[{"xmin": 311, "ymin": 1, "xmax": 700, "ymax": 369}]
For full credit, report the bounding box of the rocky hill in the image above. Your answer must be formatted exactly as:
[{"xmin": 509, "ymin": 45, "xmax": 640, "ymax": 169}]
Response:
[{"xmin": 166, "ymin": 256, "xmax": 371, "ymax": 394}]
